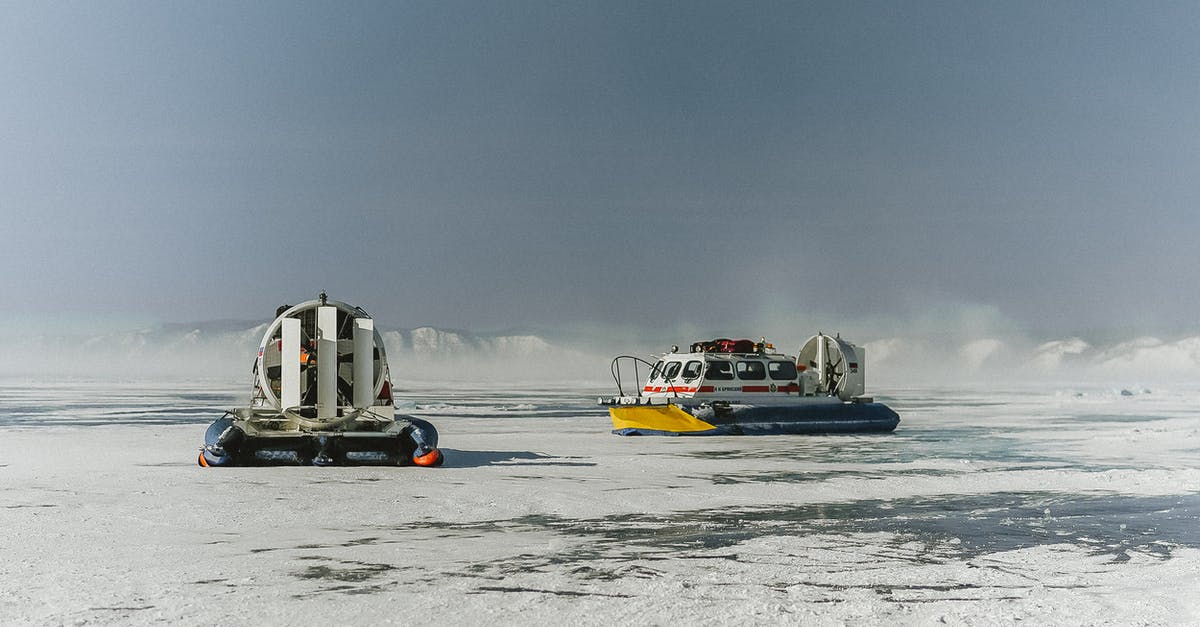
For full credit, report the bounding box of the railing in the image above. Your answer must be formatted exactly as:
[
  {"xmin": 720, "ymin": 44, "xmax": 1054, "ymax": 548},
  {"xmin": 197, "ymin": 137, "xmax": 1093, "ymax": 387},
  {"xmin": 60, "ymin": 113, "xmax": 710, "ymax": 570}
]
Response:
[
  {"xmin": 609, "ymin": 355, "xmax": 657, "ymax": 397},
  {"xmin": 609, "ymin": 355, "xmax": 692, "ymax": 398}
]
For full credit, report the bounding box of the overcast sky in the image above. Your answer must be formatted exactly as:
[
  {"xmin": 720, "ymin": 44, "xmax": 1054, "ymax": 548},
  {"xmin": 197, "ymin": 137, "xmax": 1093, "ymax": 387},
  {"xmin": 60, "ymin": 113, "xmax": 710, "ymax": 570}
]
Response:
[{"xmin": 3, "ymin": 1, "xmax": 1199, "ymax": 337}]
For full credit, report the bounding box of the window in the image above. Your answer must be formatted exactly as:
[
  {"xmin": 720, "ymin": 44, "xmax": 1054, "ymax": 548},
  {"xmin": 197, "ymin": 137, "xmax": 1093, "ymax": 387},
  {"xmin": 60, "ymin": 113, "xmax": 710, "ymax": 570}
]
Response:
[
  {"xmin": 706, "ymin": 361, "xmax": 735, "ymax": 380},
  {"xmin": 768, "ymin": 361, "xmax": 798, "ymax": 381},
  {"xmin": 682, "ymin": 360, "xmax": 703, "ymax": 380},
  {"xmin": 736, "ymin": 360, "xmax": 766, "ymax": 380},
  {"xmin": 663, "ymin": 362, "xmax": 682, "ymax": 380},
  {"xmin": 649, "ymin": 361, "xmax": 665, "ymax": 381}
]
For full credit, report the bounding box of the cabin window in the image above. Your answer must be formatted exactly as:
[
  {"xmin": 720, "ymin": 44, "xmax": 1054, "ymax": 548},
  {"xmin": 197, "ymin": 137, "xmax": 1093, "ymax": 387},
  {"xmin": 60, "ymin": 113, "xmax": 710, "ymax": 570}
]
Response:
[
  {"xmin": 768, "ymin": 361, "xmax": 798, "ymax": 381},
  {"xmin": 649, "ymin": 361, "xmax": 665, "ymax": 381},
  {"xmin": 662, "ymin": 361, "xmax": 682, "ymax": 380},
  {"xmin": 705, "ymin": 361, "xmax": 735, "ymax": 380},
  {"xmin": 682, "ymin": 360, "xmax": 703, "ymax": 380},
  {"xmin": 736, "ymin": 361, "xmax": 766, "ymax": 380}
]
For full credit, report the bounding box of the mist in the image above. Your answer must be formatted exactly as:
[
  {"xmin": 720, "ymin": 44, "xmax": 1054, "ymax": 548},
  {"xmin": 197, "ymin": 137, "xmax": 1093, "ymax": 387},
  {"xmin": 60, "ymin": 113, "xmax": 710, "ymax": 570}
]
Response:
[{"xmin": 8, "ymin": 307, "xmax": 1199, "ymax": 393}]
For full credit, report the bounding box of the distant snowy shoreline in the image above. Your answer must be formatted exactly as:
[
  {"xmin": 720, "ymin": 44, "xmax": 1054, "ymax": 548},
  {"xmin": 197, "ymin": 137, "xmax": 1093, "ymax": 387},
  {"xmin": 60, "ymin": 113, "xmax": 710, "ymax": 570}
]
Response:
[{"xmin": 8, "ymin": 320, "xmax": 1200, "ymax": 385}]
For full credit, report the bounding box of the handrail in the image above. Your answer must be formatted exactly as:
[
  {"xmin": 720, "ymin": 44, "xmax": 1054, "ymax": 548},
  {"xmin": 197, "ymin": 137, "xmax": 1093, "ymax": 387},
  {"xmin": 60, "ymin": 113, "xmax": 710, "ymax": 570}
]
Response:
[
  {"xmin": 609, "ymin": 355, "xmax": 657, "ymax": 397},
  {"xmin": 609, "ymin": 355, "xmax": 691, "ymax": 398}
]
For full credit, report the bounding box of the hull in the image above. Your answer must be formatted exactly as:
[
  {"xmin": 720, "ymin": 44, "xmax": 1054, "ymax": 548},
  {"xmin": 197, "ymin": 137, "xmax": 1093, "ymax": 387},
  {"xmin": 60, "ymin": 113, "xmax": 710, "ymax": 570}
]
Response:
[
  {"xmin": 609, "ymin": 401, "xmax": 899, "ymax": 436},
  {"xmin": 199, "ymin": 414, "xmax": 442, "ymax": 467}
]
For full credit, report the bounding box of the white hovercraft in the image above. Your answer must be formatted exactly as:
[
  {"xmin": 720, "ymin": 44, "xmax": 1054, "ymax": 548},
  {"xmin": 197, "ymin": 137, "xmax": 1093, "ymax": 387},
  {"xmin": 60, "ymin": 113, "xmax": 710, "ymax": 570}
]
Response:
[
  {"xmin": 199, "ymin": 293, "xmax": 443, "ymax": 467},
  {"xmin": 599, "ymin": 334, "xmax": 899, "ymax": 435}
]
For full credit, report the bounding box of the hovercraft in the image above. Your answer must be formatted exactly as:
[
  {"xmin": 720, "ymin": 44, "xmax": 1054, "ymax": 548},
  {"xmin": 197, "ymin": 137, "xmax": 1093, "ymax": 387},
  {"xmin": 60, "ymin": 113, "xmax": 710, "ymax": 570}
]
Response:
[
  {"xmin": 599, "ymin": 334, "xmax": 899, "ymax": 436},
  {"xmin": 199, "ymin": 293, "xmax": 443, "ymax": 467}
]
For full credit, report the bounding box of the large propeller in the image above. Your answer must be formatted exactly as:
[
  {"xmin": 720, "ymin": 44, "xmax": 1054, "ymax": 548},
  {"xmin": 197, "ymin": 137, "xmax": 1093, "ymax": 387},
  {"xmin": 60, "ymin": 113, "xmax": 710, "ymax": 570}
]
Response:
[
  {"xmin": 800, "ymin": 333, "xmax": 852, "ymax": 397},
  {"xmin": 823, "ymin": 353, "xmax": 845, "ymax": 394}
]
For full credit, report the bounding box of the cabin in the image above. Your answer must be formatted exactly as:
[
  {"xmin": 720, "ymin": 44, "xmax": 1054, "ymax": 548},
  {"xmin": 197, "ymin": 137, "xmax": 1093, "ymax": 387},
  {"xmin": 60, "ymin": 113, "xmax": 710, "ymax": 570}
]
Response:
[{"xmin": 638, "ymin": 335, "xmax": 866, "ymax": 402}]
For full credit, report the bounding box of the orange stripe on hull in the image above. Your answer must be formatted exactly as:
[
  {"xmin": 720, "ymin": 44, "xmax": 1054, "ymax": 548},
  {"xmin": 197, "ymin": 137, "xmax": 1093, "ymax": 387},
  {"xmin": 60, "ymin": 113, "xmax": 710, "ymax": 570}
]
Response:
[{"xmin": 642, "ymin": 384, "xmax": 803, "ymax": 394}]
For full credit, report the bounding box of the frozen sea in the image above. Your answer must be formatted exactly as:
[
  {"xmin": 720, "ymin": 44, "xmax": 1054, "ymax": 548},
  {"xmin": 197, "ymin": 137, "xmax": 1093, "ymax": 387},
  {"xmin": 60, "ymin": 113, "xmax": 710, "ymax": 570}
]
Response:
[{"xmin": 1, "ymin": 379, "xmax": 1198, "ymax": 625}]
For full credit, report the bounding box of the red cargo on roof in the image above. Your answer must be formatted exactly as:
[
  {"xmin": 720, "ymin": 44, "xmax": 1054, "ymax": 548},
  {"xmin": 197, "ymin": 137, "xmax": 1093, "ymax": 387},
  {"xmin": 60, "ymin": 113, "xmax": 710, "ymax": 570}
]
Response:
[{"xmin": 692, "ymin": 338, "xmax": 757, "ymax": 353}]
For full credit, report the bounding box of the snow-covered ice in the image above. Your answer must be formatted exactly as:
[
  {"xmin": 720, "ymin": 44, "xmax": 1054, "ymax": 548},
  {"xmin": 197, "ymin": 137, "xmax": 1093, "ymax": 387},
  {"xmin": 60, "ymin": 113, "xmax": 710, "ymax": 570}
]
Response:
[{"xmin": 1, "ymin": 381, "xmax": 1197, "ymax": 625}]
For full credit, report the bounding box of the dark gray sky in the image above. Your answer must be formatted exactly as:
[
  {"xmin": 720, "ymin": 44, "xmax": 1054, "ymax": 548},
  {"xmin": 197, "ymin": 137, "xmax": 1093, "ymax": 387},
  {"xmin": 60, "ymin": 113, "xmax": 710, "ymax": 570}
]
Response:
[{"xmin": 4, "ymin": 1, "xmax": 1199, "ymax": 336}]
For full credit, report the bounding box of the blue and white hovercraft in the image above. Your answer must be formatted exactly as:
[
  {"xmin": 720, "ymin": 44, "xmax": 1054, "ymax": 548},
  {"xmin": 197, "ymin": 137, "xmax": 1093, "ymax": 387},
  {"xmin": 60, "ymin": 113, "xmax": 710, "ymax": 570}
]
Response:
[
  {"xmin": 199, "ymin": 294, "xmax": 443, "ymax": 467},
  {"xmin": 600, "ymin": 334, "xmax": 899, "ymax": 436}
]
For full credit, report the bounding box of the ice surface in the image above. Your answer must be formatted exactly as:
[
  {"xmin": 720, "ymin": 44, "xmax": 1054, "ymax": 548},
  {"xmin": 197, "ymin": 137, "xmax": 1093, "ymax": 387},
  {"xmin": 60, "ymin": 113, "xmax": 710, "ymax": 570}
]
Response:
[{"xmin": 1, "ymin": 381, "xmax": 1197, "ymax": 624}]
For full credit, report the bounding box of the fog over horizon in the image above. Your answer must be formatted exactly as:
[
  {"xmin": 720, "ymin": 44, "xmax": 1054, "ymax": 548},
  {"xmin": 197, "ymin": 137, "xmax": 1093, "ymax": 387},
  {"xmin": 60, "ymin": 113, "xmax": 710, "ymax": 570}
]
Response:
[
  {"xmin": 8, "ymin": 309, "xmax": 1200, "ymax": 389},
  {"xmin": 5, "ymin": 2, "xmax": 1200, "ymax": 358}
]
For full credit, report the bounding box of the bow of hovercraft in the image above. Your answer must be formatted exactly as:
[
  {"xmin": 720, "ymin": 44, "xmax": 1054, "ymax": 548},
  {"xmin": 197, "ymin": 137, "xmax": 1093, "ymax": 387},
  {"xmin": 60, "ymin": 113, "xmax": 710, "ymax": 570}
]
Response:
[{"xmin": 198, "ymin": 294, "xmax": 444, "ymax": 467}]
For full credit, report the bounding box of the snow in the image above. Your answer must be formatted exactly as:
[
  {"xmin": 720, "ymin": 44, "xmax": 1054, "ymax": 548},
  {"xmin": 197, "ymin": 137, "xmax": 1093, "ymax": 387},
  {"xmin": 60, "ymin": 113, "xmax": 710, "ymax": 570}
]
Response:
[{"xmin": 1, "ymin": 382, "xmax": 1198, "ymax": 625}]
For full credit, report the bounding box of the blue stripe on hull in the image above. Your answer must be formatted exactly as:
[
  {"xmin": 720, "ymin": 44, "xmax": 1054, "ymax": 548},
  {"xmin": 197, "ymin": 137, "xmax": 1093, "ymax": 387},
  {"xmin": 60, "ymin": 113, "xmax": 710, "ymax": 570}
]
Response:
[{"xmin": 613, "ymin": 402, "xmax": 899, "ymax": 436}]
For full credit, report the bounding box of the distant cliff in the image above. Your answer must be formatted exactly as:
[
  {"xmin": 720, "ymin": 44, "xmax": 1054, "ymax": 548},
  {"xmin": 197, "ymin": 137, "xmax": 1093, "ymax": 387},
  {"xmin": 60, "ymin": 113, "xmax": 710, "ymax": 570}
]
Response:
[
  {"xmin": 7, "ymin": 321, "xmax": 583, "ymax": 380},
  {"xmin": 8, "ymin": 319, "xmax": 1200, "ymax": 385},
  {"xmin": 380, "ymin": 327, "xmax": 554, "ymax": 358}
]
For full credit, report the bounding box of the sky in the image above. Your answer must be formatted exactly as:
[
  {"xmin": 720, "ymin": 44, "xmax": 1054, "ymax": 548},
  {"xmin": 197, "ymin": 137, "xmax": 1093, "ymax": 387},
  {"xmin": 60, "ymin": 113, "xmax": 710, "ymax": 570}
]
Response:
[{"xmin": 3, "ymin": 1, "xmax": 1199, "ymax": 339}]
